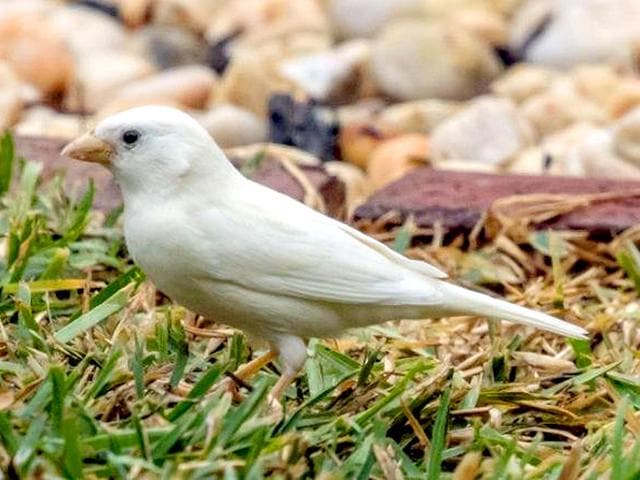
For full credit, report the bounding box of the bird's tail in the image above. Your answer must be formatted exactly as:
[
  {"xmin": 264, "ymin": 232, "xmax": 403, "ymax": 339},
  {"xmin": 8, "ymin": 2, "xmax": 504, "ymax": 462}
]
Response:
[{"xmin": 437, "ymin": 282, "xmax": 587, "ymax": 338}]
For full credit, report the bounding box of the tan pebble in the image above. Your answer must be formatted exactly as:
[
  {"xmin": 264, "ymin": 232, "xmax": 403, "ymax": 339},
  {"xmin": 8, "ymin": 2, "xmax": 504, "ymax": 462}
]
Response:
[
  {"xmin": 448, "ymin": 8, "xmax": 508, "ymax": 46},
  {"xmin": 113, "ymin": 65, "xmax": 217, "ymax": 110},
  {"xmin": 367, "ymin": 134, "xmax": 429, "ymax": 190},
  {"xmin": 431, "ymin": 96, "xmax": 534, "ymax": 166},
  {"xmin": 378, "ymin": 99, "xmax": 461, "ymax": 134},
  {"xmin": 119, "ymin": 0, "xmax": 154, "ymax": 28},
  {"xmin": 154, "ymin": 0, "xmax": 226, "ymax": 33},
  {"xmin": 14, "ymin": 106, "xmax": 83, "ymax": 139},
  {"xmin": 520, "ymin": 79, "xmax": 608, "ymax": 137},
  {"xmin": 214, "ymin": 50, "xmax": 297, "ymax": 116},
  {"xmin": 0, "ymin": 12, "xmax": 74, "ymax": 99},
  {"xmin": 336, "ymin": 99, "xmax": 386, "ymax": 126},
  {"xmin": 65, "ymin": 52, "xmax": 156, "ymax": 112},
  {"xmin": 613, "ymin": 107, "xmax": 640, "ymax": 166},
  {"xmin": 50, "ymin": 5, "xmax": 126, "ymax": 56},
  {"xmin": 491, "ymin": 64, "xmax": 556, "ymax": 104},
  {"xmin": 508, "ymin": 123, "xmax": 598, "ymax": 176},
  {"xmin": 196, "ymin": 104, "xmax": 268, "ymax": 148},
  {"xmin": 372, "ymin": 20, "xmax": 501, "ymax": 101},
  {"xmin": 0, "ymin": 62, "xmax": 23, "ymax": 131},
  {"xmin": 339, "ymin": 123, "xmax": 393, "ymax": 169},
  {"xmin": 207, "ymin": 0, "xmax": 329, "ymax": 53}
]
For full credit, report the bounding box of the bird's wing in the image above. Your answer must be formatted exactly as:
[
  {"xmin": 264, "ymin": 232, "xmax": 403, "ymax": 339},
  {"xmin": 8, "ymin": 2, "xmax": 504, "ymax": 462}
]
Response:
[{"xmin": 192, "ymin": 188, "xmax": 444, "ymax": 306}]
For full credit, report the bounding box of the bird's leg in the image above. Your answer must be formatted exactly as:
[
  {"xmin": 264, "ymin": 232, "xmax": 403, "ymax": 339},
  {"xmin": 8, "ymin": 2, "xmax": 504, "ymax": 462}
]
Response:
[
  {"xmin": 266, "ymin": 335, "xmax": 307, "ymax": 414},
  {"xmin": 234, "ymin": 349, "xmax": 278, "ymax": 381}
]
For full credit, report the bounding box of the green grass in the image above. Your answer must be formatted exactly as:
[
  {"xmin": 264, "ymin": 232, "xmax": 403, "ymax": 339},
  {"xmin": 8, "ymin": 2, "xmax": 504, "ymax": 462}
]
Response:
[{"xmin": 1, "ymin": 133, "xmax": 640, "ymax": 478}]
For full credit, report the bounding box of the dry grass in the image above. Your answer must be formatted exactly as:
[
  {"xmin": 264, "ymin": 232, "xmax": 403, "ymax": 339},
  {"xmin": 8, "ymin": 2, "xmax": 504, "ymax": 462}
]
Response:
[{"xmin": 1, "ymin": 133, "xmax": 640, "ymax": 479}]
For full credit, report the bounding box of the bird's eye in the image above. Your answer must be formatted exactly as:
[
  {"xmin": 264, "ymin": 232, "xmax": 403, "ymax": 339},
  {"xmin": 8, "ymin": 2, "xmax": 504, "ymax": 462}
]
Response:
[{"xmin": 122, "ymin": 130, "xmax": 140, "ymax": 145}]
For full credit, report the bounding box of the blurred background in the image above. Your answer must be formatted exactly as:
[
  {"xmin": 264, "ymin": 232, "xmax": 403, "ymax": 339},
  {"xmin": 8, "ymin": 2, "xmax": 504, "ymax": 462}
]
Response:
[{"xmin": 3, "ymin": 0, "xmax": 640, "ymax": 203}]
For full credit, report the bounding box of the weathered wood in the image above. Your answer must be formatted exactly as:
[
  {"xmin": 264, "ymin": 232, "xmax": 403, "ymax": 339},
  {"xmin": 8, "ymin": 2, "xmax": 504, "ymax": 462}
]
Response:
[
  {"xmin": 354, "ymin": 168, "xmax": 640, "ymax": 235},
  {"xmin": 14, "ymin": 135, "xmax": 346, "ymax": 216}
]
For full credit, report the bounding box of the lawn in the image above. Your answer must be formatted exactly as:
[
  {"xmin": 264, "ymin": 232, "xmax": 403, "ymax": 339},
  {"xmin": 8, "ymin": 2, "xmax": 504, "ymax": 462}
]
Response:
[{"xmin": 1, "ymin": 132, "xmax": 640, "ymax": 479}]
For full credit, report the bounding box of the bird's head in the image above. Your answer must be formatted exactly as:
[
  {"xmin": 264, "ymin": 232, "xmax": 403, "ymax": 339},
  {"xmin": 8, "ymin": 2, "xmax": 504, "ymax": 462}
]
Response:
[{"xmin": 62, "ymin": 106, "xmax": 237, "ymax": 199}]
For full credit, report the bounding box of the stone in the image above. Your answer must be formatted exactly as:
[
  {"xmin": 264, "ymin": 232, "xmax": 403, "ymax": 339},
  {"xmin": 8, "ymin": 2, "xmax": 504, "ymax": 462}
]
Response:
[
  {"xmin": 371, "ymin": 20, "xmax": 502, "ymax": 101},
  {"xmin": 132, "ymin": 26, "xmax": 208, "ymax": 69},
  {"xmin": 491, "ymin": 65, "xmax": 556, "ymax": 103},
  {"xmin": 111, "ymin": 65, "xmax": 217, "ymax": 111},
  {"xmin": 14, "ymin": 106, "xmax": 84, "ymax": 139},
  {"xmin": 367, "ymin": 134, "xmax": 429, "ymax": 190},
  {"xmin": 613, "ymin": 107, "xmax": 640, "ymax": 167},
  {"xmin": 196, "ymin": 104, "xmax": 268, "ymax": 148},
  {"xmin": 338, "ymin": 124, "xmax": 393, "ymax": 169},
  {"xmin": 119, "ymin": 0, "xmax": 153, "ymax": 28},
  {"xmin": 324, "ymin": 160, "xmax": 370, "ymax": 215},
  {"xmin": 336, "ymin": 99, "xmax": 386, "ymax": 127},
  {"xmin": 511, "ymin": 0, "xmax": 640, "ymax": 69},
  {"xmin": 65, "ymin": 51, "xmax": 156, "ymax": 112},
  {"xmin": 430, "ymin": 96, "xmax": 534, "ymax": 166},
  {"xmin": 519, "ymin": 78, "xmax": 608, "ymax": 137},
  {"xmin": 0, "ymin": 63, "xmax": 23, "ymax": 131},
  {"xmin": 354, "ymin": 168, "xmax": 640, "ymax": 236},
  {"xmin": 508, "ymin": 123, "xmax": 599, "ymax": 176},
  {"xmin": 377, "ymin": 99, "xmax": 461, "ymax": 134},
  {"xmin": 154, "ymin": 0, "xmax": 226, "ymax": 33},
  {"xmin": 567, "ymin": 128, "xmax": 640, "ymax": 180},
  {"xmin": 327, "ymin": 0, "xmax": 424, "ymax": 39},
  {"xmin": 214, "ymin": 49, "xmax": 297, "ymax": 116},
  {"xmin": 206, "ymin": 0, "xmax": 330, "ymax": 58},
  {"xmin": 279, "ymin": 40, "xmax": 373, "ymax": 104},
  {"xmin": 267, "ymin": 94, "xmax": 339, "ymax": 161},
  {"xmin": 0, "ymin": 11, "xmax": 74, "ymax": 100},
  {"xmin": 49, "ymin": 5, "xmax": 126, "ymax": 56}
]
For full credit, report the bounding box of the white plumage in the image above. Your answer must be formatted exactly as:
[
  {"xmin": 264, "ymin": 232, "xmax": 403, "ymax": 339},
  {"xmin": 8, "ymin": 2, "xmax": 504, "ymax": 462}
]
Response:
[{"xmin": 62, "ymin": 106, "xmax": 587, "ymax": 398}]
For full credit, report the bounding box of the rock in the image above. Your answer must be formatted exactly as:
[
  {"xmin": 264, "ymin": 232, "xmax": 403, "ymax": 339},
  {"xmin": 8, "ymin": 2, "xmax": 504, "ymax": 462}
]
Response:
[
  {"xmin": 338, "ymin": 124, "xmax": 393, "ymax": 169},
  {"xmin": 336, "ymin": 99, "xmax": 386, "ymax": 126},
  {"xmin": 377, "ymin": 99, "xmax": 461, "ymax": 134},
  {"xmin": 14, "ymin": 106, "xmax": 83, "ymax": 139},
  {"xmin": 206, "ymin": 0, "xmax": 330, "ymax": 58},
  {"xmin": 508, "ymin": 123, "xmax": 599, "ymax": 176},
  {"xmin": 354, "ymin": 168, "xmax": 640, "ymax": 236},
  {"xmin": 367, "ymin": 134, "xmax": 429, "ymax": 190},
  {"xmin": 279, "ymin": 40, "xmax": 373, "ymax": 104},
  {"xmin": 327, "ymin": 0, "xmax": 424, "ymax": 39},
  {"xmin": 570, "ymin": 65, "xmax": 640, "ymax": 119},
  {"xmin": 519, "ymin": 78, "xmax": 608, "ymax": 137},
  {"xmin": 214, "ymin": 49, "xmax": 297, "ymax": 116},
  {"xmin": 0, "ymin": 63, "xmax": 23, "ymax": 131},
  {"xmin": 430, "ymin": 96, "xmax": 534, "ymax": 166},
  {"xmin": 65, "ymin": 52, "xmax": 156, "ymax": 112},
  {"xmin": 371, "ymin": 20, "xmax": 502, "ymax": 101},
  {"xmin": 154, "ymin": 0, "xmax": 226, "ymax": 33},
  {"xmin": 49, "ymin": 5, "xmax": 126, "ymax": 56},
  {"xmin": 268, "ymin": 94, "xmax": 339, "ymax": 161},
  {"xmin": 0, "ymin": 11, "xmax": 74, "ymax": 100},
  {"xmin": 491, "ymin": 65, "xmax": 556, "ymax": 103},
  {"xmin": 511, "ymin": 0, "xmax": 640, "ymax": 69},
  {"xmin": 132, "ymin": 26, "xmax": 208, "ymax": 69},
  {"xmin": 613, "ymin": 107, "xmax": 640, "ymax": 167},
  {"xmin": 568, "ymin": 128, "xmax": 640, "ymax": 180},
  {"xmin": 110, "ymin": 65, "xmax": 217, "ymax": 111},
  {"xmin": 119, "ymin": 0, "xmax": 153, "ymax": 28},
  {"xmin": 196, "ymin": 104, "xmax": 268, "ymax": 148}
]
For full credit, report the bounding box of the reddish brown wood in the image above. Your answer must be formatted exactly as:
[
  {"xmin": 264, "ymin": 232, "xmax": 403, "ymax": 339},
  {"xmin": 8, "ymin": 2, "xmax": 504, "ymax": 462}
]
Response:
[{"xmin": 354, "ymin": 168, "xmax": 640, "ymax": 235}]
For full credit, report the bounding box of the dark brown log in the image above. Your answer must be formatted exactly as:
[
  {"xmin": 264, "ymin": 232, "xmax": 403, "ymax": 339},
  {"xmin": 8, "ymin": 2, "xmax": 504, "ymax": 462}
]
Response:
[
  {"xmin": 354, "ymin": 168, "xmax": 640, "ymax": 235},
  {"xmin": 14, "ymin": 135, "xmax": 346, "ymax": 216}
]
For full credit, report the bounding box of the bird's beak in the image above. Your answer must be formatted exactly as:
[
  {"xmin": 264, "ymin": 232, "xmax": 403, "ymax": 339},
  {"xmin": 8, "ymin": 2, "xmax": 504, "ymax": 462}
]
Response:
[{"xmin": 61, "ymin": 132, "xmax": 113, "ymax": 165}]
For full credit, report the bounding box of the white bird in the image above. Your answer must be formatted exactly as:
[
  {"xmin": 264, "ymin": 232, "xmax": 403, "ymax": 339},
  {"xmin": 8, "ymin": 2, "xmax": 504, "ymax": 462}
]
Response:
[{"xmin": 62, "ymin": 106, "xmax": 587, "ymax": 399}]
